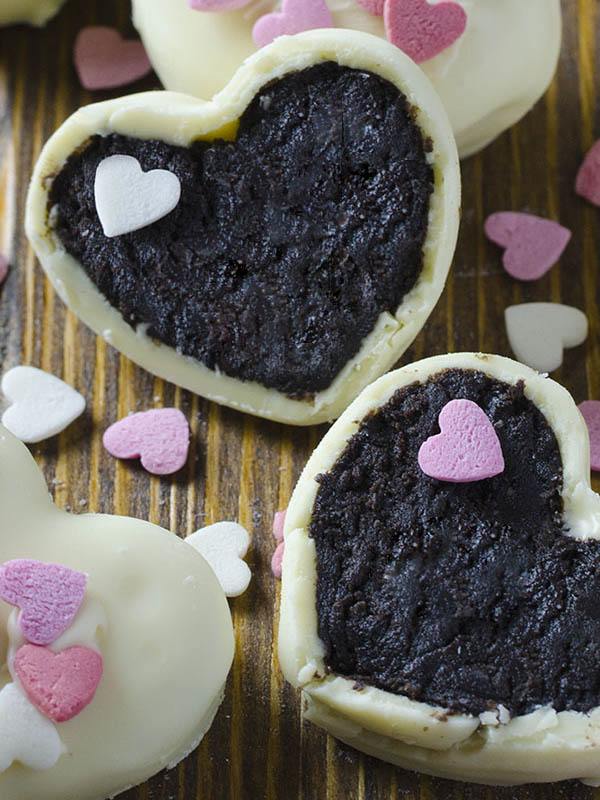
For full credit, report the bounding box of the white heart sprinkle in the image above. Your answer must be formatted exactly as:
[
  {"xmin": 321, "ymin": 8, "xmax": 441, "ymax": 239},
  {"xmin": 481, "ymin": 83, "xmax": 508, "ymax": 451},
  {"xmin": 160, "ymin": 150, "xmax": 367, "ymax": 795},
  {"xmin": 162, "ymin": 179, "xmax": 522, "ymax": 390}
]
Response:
[
  {"xmin": 0, "ymin": 683, "xmax": 63, "ymax": 773},
  {"xmin": 186, "ymin": 522, "xmax": 251, "ymax": 598},
  {"xmin": 505, "ymin": 303, "xmax": 588, "ymax": 373},
  {"xmin": 94, "ymin": 154, "xmax": 181, "ymax": 238},
  {"xmin": 1, "ymin": 366, "xmax": 86, "ymax": 444}
]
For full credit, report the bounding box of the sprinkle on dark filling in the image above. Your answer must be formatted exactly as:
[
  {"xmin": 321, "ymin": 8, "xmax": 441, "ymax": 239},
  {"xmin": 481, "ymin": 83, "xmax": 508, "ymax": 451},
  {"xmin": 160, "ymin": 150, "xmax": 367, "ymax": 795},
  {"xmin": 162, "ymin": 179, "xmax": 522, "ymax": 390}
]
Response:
[
  {"xmin": 310, "ymin": 368, "xmax": 600, "ymax": 718},
  {"xmin": 49, "ymin": 63, "xmax": 433, "ymax": 399}
]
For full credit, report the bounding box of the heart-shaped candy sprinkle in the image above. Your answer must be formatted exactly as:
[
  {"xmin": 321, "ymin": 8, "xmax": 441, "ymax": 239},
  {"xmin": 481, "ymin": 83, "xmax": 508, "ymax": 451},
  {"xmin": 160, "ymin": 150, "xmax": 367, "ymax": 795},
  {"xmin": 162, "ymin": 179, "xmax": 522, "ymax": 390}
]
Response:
[
  {"xmin": 253, "ymin": 0, "xmax": 333, "ymax": 48},
  {"xmin": 578, "ymin": 401, "xmax": 600, "ymax": 473},
  {"xmin": 1, "ymin": 366, "xmax": 86, "ymax": 444},
  {"xmin": 418, "ymin": 399, "xmax": 505, "ymax": 483},
  {"xmin": 271, "ymin": 542, "xmax": 285, "ymax": 579},
  {"xmin": 0, "ymin": 683, "xmax": 63, "ymax": 772},
  {"xmin": 505, "ymin": 303, "xmax": 588, "ymax": 373},
  {"xmin": 186, "ymin": 522, "xmax": 251, "ymax": 597},
  {"xmin": 356, "ymin": 0, "xmax": 385, "ymax": 14},
  {"xmin": 272, "ymin": 510, "xmax": 286, "ymax": 543},
  {"xmin": 14, "ymin": 644, "xmax": 103, "ymax": 723},
  {"xmin": 94, "ymin": 155, "xmax": 181, "ymax": 238},
  {"xmin": 189, "ymin": 0, "xmax": 253, "ymax": 9},
  {"xmin": 485, "ymin": 212, "xmax": 571, "ymax": 282},
  {"xmin": 384, "ymin": 0, "xmax": 467, "ymax": 64},
  {"xmin": 103, "ymin": 408, "xmax": 190, "ymax": 475},
  {"xmin": 0, "ymin": 560, "xmax": 87, "ymax": 646},
  {"xmin": 576, "ymin": 140, "xmax": 600, "ymax": 206},
  {"xmin": 74, "ymin": 27, "xmax": 152, "ymax": 91}
]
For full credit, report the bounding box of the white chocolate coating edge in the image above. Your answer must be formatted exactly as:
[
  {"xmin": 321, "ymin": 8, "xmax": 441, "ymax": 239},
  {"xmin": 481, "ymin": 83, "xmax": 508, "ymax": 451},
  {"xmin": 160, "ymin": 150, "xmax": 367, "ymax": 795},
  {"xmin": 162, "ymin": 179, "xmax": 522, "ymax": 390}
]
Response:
[
  {"xmin": 25, "ymin": 30, "xmax": 460, "ymax": 426},
  {"xmin": 0, "ymin": 426, "xmax": 235, "ymax": 800},
  {"xmin": 0, "ymin": 0, "xmax": 65, "ymax": 26},
  {"xmin": 278, "ymin": 352, "xmax": 600, "ymax": 784}
]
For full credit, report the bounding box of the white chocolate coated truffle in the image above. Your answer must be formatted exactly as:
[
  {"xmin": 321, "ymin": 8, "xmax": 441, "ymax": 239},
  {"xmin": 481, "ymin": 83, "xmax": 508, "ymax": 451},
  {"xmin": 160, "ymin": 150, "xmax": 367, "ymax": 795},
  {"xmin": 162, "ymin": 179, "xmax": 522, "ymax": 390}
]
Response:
[
  {"xmin": 0, "ymin": 0, "xmax": 65, "ymax": 26},
  {"xmin": 26, "ymin": 30, "xmax": 460, "ymax": 426},
  {"xmin": 278, "ymin": 352, "xmax": 600, "ymax": 785},
  {"xmin": 0, "ymin": 425, "xmax": 234, "ymax": 800},
  {"xmin": 132, "ymin": 0, "xmax": 562, "ymax": 158}
]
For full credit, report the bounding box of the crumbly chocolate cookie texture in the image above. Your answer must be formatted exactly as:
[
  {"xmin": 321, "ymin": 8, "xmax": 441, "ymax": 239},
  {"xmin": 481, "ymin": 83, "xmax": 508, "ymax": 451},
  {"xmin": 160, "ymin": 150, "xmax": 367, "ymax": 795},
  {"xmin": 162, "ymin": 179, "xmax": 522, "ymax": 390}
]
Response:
[
  {"xmin": 50, "ymin": 64, "xmax": 432, "ymax": 398},
  {"xmin": 311, "ymin": 368, "xmax": 600, "ymax": 718}
]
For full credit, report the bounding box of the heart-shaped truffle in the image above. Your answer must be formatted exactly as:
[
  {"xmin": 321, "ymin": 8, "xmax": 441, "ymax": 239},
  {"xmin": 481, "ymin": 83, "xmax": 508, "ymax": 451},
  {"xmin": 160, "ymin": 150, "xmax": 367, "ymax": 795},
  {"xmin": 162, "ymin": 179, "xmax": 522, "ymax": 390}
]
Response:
[
  {"xmin": 26, "ymin": 30, "xmax": 459, "ymax": 425},
  {"xmin": 0, "ymin": 426, "xmax": 234, "ymax": 800},
  {"xmin": 278, "ymin": 352, "xmax": 600, "ymax": 785}
]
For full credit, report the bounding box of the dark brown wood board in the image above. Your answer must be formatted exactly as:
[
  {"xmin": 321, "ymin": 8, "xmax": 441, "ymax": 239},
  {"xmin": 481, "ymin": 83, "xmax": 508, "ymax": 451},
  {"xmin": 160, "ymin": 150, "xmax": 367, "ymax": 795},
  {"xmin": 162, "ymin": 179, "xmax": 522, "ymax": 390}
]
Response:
[{"xmin": 0, "ymin": 0, "xmax": 599, "ymax": 798}]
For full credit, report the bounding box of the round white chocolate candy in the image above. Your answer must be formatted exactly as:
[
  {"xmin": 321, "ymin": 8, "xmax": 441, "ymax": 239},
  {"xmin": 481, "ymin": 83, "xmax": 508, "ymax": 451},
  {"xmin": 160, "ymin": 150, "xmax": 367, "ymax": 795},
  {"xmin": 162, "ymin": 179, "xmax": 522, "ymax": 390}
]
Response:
[
  {"xmin": 0, "ymin": 0, "xmax": 65, "ymax": 26},
  {"xmin": 278, "ymin": 352, "xmax": 600, "ymax": 786},
  {"xmin": 132, "ymin": 0, "xmax": 562, "ymax": 158},
  {"xmin": 26, "ymin": 29, "xmax": 460, "ymax": 426},
  {"xmin": 0, "ymin": 425, "xmax": 234, "ymax": 800}
]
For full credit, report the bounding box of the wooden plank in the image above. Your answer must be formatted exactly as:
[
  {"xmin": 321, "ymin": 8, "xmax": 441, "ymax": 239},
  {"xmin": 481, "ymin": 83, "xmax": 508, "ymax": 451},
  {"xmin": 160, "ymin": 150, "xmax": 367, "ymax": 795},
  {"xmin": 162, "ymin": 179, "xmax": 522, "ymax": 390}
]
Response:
[{"xmin": 0, "ymin": 1, "xmax": 598, "ymax": 798}]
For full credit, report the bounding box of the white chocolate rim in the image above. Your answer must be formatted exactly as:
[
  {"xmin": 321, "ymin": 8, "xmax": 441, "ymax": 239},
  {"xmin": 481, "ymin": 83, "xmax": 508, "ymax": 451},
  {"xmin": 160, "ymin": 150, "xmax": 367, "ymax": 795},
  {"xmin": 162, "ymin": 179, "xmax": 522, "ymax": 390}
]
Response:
[
  {"xmin": 278, "ymin": 352, "xmax": 600, "ymax": 784},
  {"xmin": 25, "ymin": 29, "xmax": 460, "ymax": 426}
]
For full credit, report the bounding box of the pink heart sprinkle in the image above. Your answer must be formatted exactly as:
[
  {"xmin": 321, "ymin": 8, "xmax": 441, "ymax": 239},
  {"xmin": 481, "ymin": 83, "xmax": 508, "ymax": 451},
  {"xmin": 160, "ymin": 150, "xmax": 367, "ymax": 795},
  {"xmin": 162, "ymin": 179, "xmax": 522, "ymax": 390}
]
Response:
[
  {"xmin": 0, "ymin": 254, "xmax": 8, "ymax": 286},
  {"xmin": 271, "ymin": 541, "xmax": 285, "ymax": 580},
  {"xmin": 356, "ymin": 0, "xmax": 385, "ymax": 14},
  {"xmin": 74, "ymin": 26, "xmax": 152, "ymax": 91},
  {"xmin": 272, "ymin": 510, "xmax": 286, "ymax": 543},
  {"xmin": 188, "ymin": 0, "xmax": 253, "ymax": 8},
  {"xmin": 384, "ymin": 0, "xmax": 467, "ymax": 64},
  {"xmin": 485, "ymin": 212, "xmax": 571, "ymax": 282},
  {"xmin": 0, "ymin": 560, "xmax": 87, "ymax": 646},
  {"xmin": 253, "ymin": 0, "xmax": 333, "ymax": 48},
  {"xmin": 103, "ymin": 408, "xmax": 190, "ymax": 476},
  {"xmin": 14, "ymin": 644, "xmax": 103, "ymax": 723},
  {"xmin": 418, "ymin": 399, "xmax": 505, "ymax": 483},
  {"xmin": 576, "ymin": 140, "xmax": 600, "ymax": 207},
  {"xmin": 579, "ymin": 401, "xmax": 600, "ymax": 473}
]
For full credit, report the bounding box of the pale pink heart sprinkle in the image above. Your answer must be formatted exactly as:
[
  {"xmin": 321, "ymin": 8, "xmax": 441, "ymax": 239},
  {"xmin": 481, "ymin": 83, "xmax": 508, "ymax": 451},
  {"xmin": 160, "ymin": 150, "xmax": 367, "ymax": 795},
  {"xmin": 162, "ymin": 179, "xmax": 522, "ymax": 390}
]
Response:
[
  {"xmin": 271, "ymin": 541, "xmax": 285, "ymax": 580},
  {"xmin": 384, "ymin": 0, "xmax": 467, "ymax": 64},
  {"xmin": 272, "ymin": 510, "xmax": 286, "ymax": 542},
  {"xmin": 103, "ymin": 408, "xmax": 190, "ymax": 476},
  {"xmin": 0, "ymin": 560, "xmax": 87, "ymax": 646},
  {"xmin": 253, "ymin": 0, "xmax": 333, "ymax": 48},
  {"xmin": 579, "ymin": 401, "xmax": 600, "ymax": 472},
  {"xmin": 356, "ymin": 0, "xmax": 384, "ymax": 14},
  {"xmin": 0, "ymin": 254, "xmax": 8, "ymax": 285},
  {"xmin": 576, "ymin": 140, "xmax": 600, "ymax": 207},
  {"xmin": 418, "ymin": 399, "xmax": 505, "ymax": 483},
  {"xmin": 74, "ymin": 26, "xmax": 152, "ymax": 91},
  {"xmin": 188, "ymin": 0, "xmax": 253, "ymax": 8},
  {"xmin": 485, "ymin": 212, "xmax": 571, "ymax": 282},
  {"xmin": 14, "ymin": 644, "xmax": 103, "ymax": 723}
]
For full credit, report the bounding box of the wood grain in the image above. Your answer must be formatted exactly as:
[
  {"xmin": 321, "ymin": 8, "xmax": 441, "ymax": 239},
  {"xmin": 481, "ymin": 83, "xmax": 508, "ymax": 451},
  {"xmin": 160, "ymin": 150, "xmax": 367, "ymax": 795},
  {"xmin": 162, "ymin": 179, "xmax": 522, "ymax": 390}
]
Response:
[{"xmin": 0, "ymin": 0, "xmax": 599, "ymax": 798}]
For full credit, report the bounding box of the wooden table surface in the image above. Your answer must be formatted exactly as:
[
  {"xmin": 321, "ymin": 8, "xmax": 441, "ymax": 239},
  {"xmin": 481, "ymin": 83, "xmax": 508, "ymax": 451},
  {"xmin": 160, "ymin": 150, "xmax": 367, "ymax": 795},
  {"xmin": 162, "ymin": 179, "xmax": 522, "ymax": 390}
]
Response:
[{"xmin": 1, "ymin": 0, "xmax": 599, "ymax": 798}]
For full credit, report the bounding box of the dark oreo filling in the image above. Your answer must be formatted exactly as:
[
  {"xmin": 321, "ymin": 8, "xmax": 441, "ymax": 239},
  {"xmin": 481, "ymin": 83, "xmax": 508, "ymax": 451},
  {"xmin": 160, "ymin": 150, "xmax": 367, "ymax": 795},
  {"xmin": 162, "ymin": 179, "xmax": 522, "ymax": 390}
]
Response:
[
  {"xmin": 310, "ymin": 368, "xmax": 600, "ymax": 717},
  {"xmin": 49, "ymin": 63, "xmax": 433, "ymax": 399}
]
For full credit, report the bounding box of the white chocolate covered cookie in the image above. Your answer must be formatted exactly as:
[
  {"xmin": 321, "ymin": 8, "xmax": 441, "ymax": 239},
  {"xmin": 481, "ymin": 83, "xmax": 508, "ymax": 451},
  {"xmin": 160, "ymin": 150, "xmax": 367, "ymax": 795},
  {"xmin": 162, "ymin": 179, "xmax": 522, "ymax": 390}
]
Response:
[
  {"xmin": 26, "ymin": 30, "xmax": 460, "ymax": 426},
  {"xmin": 279, "ymin": 352, "xmax": 600, "ymax": 785},
  {"xmin": 0, "ymin": 0, "xmax": 65, "ymax": 26},
  {"xmin": 0, "ymin": 425, "xmax": 235, "ymax": 800},
  {"xmin": 132, "ymin": 0, "xmax": 562, "ymax": 158}
]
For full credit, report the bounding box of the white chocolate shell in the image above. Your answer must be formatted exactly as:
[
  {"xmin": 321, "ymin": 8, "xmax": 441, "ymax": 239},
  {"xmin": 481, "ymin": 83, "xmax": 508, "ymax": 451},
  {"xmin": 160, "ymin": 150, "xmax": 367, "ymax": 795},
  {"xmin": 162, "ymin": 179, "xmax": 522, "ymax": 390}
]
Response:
[
  {"xmin": 132, "ymin": 0, "xmax": 562, "ymax": 159},
  {"xmin": 0, "ymin": 426, "xmax": 234, "ymax": 800},
  {"xmin": 25, "ymin": 29, "xmax": 460, "ymax": 426},
  {"xmin": 278, "ymin": 352, "xmax": 600, "ymax": 786}
]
